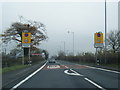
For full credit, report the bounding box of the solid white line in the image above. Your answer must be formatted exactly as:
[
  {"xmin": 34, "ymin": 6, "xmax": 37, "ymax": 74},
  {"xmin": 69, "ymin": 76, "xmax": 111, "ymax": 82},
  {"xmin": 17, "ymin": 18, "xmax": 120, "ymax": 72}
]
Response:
[
  {"xmin": 76, "ymin": 64, "xmax": 120, "ymax": 74},
  {"xmin": 84, "ymin": 78, "xmax": 106, "ymax": 90},
  {"xmin": 10, "ymin": 61, "xmax": 48, "ymax": 90}
]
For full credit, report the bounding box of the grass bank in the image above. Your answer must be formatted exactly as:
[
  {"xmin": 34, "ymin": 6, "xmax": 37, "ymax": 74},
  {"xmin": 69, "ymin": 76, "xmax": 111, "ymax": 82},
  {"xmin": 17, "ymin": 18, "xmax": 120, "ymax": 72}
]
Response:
[
  {"xmin": 2, "ymin": 64, "xmax": 28, "ymax": 73},
  {"xmin": 0, "ymin": 68, "xmax": 2, "ymax": 74},
  {"xmin": 63, "ymin": 60, "xmax": 119, "ymax": 69},
  {"xmin": 100, "ymin": 64, "xmax": 120, "ymax": 68}
]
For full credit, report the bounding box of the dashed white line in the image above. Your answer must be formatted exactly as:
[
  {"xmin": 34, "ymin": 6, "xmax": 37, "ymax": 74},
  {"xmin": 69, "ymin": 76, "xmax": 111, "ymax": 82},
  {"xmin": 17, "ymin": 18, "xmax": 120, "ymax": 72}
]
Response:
[
  {"xmin": 10, "ymin": 61, "xmax": 48, "ymax": 90},
  {"xmin": 84, "ymin": 78, "xmax": 106, "ymax": 90}
]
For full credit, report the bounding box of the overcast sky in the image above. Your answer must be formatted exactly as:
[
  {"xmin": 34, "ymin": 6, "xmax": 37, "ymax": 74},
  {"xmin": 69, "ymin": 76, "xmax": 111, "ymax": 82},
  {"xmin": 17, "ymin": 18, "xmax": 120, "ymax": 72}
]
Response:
[{"xmin": 0, "ymin": 1, "xmax": 118, "ymax": 56}]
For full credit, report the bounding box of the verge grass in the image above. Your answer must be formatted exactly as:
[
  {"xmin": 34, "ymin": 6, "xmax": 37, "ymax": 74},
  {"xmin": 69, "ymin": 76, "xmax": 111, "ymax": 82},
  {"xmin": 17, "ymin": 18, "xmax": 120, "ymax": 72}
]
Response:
[{"xmin": 2, "ymin": 64, "xmax": 28, "ymax": 73}]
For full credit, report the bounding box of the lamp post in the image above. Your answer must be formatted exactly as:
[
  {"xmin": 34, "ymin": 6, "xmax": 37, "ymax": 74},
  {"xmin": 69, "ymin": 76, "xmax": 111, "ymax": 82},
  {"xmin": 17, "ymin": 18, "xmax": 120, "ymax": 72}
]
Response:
[
  {"xmin": 104, "ymin": 0, "xmax": 107, "ymax": 64},
  {"xmin": 67, "ymin": 31, "xmax": 74, "ymax": 56},
  {"xmin": 63, "ymin": 41, "xmax": 65, "ymax": 54},
  {"xmin": 61, "ymin": 41, "xmax": 66, "ymax": 55}
]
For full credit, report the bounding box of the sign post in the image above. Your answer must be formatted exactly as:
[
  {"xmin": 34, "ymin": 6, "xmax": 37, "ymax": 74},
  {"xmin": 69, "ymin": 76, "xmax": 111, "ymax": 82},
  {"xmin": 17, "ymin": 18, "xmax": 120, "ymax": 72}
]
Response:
[
  {"xmin": 94, "ymin": 32, "xmax": 104, "ymax": 65},
  {"xmin": 22, "ymin": 30, "xmax": 31, "ymax": 65}
]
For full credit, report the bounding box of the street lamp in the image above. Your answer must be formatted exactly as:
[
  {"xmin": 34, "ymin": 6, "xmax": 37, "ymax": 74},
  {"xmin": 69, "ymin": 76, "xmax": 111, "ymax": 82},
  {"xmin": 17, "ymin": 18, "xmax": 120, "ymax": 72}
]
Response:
[
  {"xmin": 61, "ymin": 41, "xmax": 66, "ymax": 55},
  {"xmin": 67, "ymin": 31, "xmax": 74, "ymax": 56},
  {"xmin": 104, "ymin": 0, "xmax": 107, "ymax": 64}
]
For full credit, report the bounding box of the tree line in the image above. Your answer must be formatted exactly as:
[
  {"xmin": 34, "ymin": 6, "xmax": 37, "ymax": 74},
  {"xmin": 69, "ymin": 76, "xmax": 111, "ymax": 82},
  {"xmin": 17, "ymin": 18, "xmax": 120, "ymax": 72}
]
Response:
[
  {"xmin": 57, "ymin": 30, "xmax": 120, "ymax": 65},
  {"xmin": 0, "ymin": 16, "xmax": 48, "ymax": 68}
]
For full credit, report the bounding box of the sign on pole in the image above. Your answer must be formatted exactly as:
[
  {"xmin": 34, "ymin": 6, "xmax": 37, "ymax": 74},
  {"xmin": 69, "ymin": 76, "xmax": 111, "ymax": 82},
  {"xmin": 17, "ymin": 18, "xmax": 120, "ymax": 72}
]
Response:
[
  {"xmin": 22, "ymin": 32, "xmax": 31, "ymax": 47},
  {"xmin": 94, "ymin": 32, "xmax": 104, "ymax": 48}
]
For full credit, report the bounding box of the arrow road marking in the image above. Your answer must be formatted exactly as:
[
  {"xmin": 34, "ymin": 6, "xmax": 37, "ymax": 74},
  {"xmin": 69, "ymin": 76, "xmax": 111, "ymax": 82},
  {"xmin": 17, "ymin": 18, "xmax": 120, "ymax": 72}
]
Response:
[
  {"xmin": 64, "ymin": 69, "xmax": 84, "ymax": 76},
  {"xmin": 64, "ymin": 69, "xmax": 106, "ymax": 90}
]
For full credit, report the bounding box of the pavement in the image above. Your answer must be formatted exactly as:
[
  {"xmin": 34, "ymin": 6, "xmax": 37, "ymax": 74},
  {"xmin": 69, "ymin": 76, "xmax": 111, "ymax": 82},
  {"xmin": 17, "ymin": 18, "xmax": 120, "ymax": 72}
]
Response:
[{"xmin": 2, "ymin": 60, "xmax": 120, "ymax": 89}]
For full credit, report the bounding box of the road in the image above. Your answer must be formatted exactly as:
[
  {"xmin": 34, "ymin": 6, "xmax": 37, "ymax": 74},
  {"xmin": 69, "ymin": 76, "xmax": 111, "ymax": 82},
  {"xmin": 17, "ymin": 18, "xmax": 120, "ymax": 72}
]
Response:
[{"xmin": 7, "ymin": 60, "xmax": 119, "ymax": 89}]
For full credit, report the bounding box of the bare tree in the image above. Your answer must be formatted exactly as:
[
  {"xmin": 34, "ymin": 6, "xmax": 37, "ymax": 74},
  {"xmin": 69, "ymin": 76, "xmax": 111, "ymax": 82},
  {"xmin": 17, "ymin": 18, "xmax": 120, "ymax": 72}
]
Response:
[
  {"xmin": 107, "ymin": 30, "xmax": 120, "ymax": 53},
  {"xmin": 1, "ymin": 16, "xmax": 48, "ymax": 55}
]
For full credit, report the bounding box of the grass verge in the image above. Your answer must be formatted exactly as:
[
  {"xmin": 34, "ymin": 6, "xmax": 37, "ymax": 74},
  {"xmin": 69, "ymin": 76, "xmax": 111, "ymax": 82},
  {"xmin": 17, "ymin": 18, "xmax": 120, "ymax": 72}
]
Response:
[
  {"xmin": 2, "ymin": 64, "xmax": 28, "ymax": 73},
  {"xmin": 0, "ymin": 68, "xmax": 2, "ymax": 74},
  {"xmin": 62, "ymin": 60, "xmax": 119, "ymax": 69},
  {"xmin": 101, "ymin": 64, "xmax": 120, "ymax": 68}
]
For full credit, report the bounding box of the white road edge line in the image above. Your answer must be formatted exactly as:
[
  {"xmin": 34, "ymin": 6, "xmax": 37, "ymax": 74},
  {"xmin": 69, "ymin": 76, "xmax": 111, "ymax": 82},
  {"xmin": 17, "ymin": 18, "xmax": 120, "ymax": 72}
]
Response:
[
  {"xmin": 76, "ymin": 64, "xmax": 120, "ymax": 74},
  {"xmin": 10, "ymin": 61, "xmax": 48, "ymax": 90},
  {"xmin": 84, "ymin": 78, "xmax": 106, "ymax": 90}
]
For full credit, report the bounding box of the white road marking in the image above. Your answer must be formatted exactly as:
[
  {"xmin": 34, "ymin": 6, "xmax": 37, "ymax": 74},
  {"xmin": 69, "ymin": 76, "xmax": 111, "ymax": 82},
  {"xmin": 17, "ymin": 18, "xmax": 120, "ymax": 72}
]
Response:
[
  {"xmin": 47, "ymin": 65, "xmax": 60, "ymax": 69},
  {"xmin": 10, "ymin": 61, "xmax": 48, "ymax": 90},
  {"xmin": 64, "ymin": 69, "xmax": 84, "ymax": 76},
  {"xmin": 76, "ymin": 64, "xmax": 120, "ymax": 74},
  {"xmin": 70, "ymin": 69, "xmax": 83, "ymax": 76},
  {"xmin": 62, "ymin": 65, "xmax": 65, "ymax": 67},
  {"xmin": 84, "ymin": 78, "xmax": 106, "ymax": 90},
  {"xmin": 58, "ymin": 63, "xmax": 69, "ymax": 69},
  {"xmin": 64, "ymin": 66, "xmax": 69, "ymax": 68},
  {"xmin": 64, "ymin": 69, "xmax": 105, "ymax": 90}
]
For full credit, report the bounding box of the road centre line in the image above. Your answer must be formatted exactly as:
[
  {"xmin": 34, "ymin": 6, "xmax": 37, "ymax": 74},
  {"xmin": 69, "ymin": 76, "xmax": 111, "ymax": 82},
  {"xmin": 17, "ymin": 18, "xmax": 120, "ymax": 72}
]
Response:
[
  {"xmin": 10, "ymin": 61, "xmax": 48, "ymax": 90},
  {"xmin": 76, "ymin": 64, "xmax": 120, "ymax": 74},
  {"xmin": 84, "ymin": 78, "xmax": 106, "ymax": 90}
]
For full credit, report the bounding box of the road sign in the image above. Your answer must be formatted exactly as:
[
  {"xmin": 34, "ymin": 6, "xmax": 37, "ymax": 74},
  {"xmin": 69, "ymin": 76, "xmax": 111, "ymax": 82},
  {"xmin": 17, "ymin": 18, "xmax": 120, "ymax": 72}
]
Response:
[
  {"xmin": 94, "ymin": 32, "xmax": 104, "ymax": 48},
  {"xmin": 22, "ymin": 32, "xmax": 31, "ymax": 47}
]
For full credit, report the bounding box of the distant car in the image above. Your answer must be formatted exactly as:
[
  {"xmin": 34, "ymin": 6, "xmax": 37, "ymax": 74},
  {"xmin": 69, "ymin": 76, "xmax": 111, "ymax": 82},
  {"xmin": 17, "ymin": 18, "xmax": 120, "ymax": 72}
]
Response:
[{"xmin": 48, "ymin": 59, "xmax": 56, "ymax": 63}]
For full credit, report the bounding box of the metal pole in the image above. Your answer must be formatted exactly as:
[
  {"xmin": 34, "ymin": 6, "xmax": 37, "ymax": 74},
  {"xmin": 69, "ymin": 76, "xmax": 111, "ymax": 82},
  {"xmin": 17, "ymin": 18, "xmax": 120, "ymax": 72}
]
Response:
[
  {"xmin": 29, "ymin": 47, "xmax": 31, "ymax": 65},
  {"xmin": 22, "ymin": 48, "xmax": 24, "ymax": 65},
  {"xmin": 64, "ymin": 41, "xmax": 65, "ymax": 54},
  {"xmin": 64, "ymin": 41, "xmax": 66, "ymax": 60},
  {"xmin": 73, "ymin": 32, "xmax": 74, "ymax": 56},
  {"xmin": 96, "ymin": 48, "xmax": 98, "ymax": 64},
  {"xmin": 29, "ymin": 47, "xmax": 30, "ymax": 61},
  {"xmin": 67, "ymin": 31, "xmax": 75, "ymax": 56},
  {"xmin": 105, "ymin": 0, "xmax": 107, "ymax": 64},
  {"xmin": 60, "ymin": 46, "xmax": 61, "ymax": 51}
]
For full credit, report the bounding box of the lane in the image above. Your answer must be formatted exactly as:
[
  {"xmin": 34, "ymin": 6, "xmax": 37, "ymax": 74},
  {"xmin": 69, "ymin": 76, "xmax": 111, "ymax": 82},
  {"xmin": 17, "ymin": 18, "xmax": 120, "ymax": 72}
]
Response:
[
  {"xmin": 10, "ymin": 60, "xmax": 119, "ymax": 89},
  {"xmin": 58, "ymin": 60, "xmax": 120, "ymax": 88},
  {"xmin": 13, "ymin": 61, "xmax": 98, "ymax": 88}
]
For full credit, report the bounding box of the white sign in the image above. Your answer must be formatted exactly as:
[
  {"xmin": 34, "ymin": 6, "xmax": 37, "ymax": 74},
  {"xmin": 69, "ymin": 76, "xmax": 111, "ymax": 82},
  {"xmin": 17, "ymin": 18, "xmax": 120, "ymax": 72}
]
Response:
[
  {"xmin": 22, "ymin": 43, "xmax": 31, "ymax": 48},
  {"xmin": 94, "ymin": 43, "xmax": 104, "ymax": 48}
]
